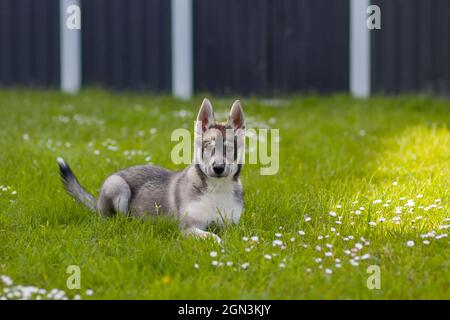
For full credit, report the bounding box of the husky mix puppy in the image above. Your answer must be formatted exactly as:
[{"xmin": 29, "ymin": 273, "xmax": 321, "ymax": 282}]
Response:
[{"xmin": 57, "ymin": 99, "xmax": 245, "ymax": 242}]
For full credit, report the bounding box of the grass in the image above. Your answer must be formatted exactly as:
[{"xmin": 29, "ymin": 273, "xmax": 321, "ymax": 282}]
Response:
[{"xmin": 0, "ymin": 89, "xmax": 448, "ymax": 299}]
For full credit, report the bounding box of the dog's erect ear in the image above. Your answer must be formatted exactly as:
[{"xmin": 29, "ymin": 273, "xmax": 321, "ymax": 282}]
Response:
[
  {"xmin": 197, "ymin": 98, "xmax": 215, "ymax": 131},
  {"xmin": 228, "ymin": 100, "xmax": 245, "ymax": 130}
]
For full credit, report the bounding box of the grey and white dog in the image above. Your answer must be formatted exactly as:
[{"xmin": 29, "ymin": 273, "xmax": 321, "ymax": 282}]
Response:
[{"xmin": 57, "ymin": 98, "xmax": 245, "ymax": 242}]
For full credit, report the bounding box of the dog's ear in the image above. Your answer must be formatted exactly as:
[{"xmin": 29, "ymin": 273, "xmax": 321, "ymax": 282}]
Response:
[
  {"xmin": 197, "ymin": 98, "xmax": 215, "ymax": 131},
  {"xmin": 228, "ymin": 100, "xmax": 245, "ymax": 130}
]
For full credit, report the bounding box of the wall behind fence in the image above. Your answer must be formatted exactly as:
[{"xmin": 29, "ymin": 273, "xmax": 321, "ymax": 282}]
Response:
[
  {"xmin": 371, "ymin": 0, "xmax": 450, "ymax": 95},
  {"xmin": 194, "ymin": 0, "xmax": 349, "ymax": 95},
  {"xmin": 82, "ymin": 0, "xmax": 171, "ymax": 91},
  {"xmin": 0, "ymin": 0, "xmax": 60, "ymax": 87}
]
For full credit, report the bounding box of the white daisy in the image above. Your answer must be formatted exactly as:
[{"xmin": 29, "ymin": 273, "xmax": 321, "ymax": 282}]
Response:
[{"xmin": 406, "ymin": 240, "xmax": 415, "ymax": 247}]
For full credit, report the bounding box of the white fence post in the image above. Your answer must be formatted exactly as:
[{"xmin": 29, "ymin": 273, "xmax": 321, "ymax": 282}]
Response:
[
  {"xmin": 60, "ymin": 0, "xmax": 81, "ymax": 94},
  {"xmin": 350, "ymin": 0, "xmax": 370, "ymax": 98},
  {"xmin": 171, "ymin": 0, "xmax": 193, "ymax": 99}
]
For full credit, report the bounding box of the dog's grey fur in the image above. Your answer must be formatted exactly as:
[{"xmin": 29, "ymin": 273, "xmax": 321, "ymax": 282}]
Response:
[{"xmin": 58, "ymin": 99, "xmax": 245, "ymax": 242}]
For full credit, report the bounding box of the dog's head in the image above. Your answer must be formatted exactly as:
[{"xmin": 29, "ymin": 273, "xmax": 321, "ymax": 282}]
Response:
[{"xmin": 194, "ymin": 98, "xmax": 245, "ymax": 179}]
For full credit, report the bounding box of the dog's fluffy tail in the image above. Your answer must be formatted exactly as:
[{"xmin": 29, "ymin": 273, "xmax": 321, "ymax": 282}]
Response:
[{"xmin": 57, "ymin": 157, "xmax": 97, "ymax": 212}]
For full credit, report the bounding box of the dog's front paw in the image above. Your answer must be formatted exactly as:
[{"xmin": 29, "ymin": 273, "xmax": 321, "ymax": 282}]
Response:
[
  {"xmin": 184, "ymin": 227, "xmax": 222, "ymax": 244},
  {"xmin": 207, "ymin": 232, "xmax": 222, "ymax": 244}
]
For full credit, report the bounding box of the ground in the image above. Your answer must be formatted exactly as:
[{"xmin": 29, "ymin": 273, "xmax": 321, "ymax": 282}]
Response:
[{"xmin": 0, "ymin": 89, "xmax": 448, "ymax": 299}]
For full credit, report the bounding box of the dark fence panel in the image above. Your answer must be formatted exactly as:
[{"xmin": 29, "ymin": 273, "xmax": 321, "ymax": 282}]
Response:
[
  {"xmin": 0, "ymin": 0, "xmax": 60, "ymax": 87},
  {"xmin": 194, "ymin": 0, "xmax": 349, "ymax": 95},
  {"xmin": 82, "ymin": 0, "xmax": 171, "ymax": 91},
  {"xmin": 270, "ymin": 0, "xmax": 349, "ymax": 94},
  {"xmin": 2, "ymin": 1, "xmax": 449, "ymax": 96},
  {"xmin": 371, "ymin": 0, "xmax": 450, "ymax": 95}
]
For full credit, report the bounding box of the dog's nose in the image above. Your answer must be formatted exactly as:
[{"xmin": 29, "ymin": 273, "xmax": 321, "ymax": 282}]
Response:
[{"xmin": 213, "ymin": 164, "xmax": 225, "ymax": 175}]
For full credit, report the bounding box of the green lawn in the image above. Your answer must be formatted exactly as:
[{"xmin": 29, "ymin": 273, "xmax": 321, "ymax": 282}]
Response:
[{"xmin": 0, "ymin": 89, "xmax": 448, "ymax": 299}]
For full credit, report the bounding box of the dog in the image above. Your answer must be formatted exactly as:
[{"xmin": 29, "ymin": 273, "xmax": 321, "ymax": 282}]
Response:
[{"xmin": 57, "ymin": 98, "xmax": 245, "ymax": 243}]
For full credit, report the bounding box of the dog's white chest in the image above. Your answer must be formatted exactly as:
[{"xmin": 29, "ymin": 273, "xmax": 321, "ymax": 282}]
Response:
[{"xmin": 183, "ymin": 186, "xmax": 242, "ymax": 228}]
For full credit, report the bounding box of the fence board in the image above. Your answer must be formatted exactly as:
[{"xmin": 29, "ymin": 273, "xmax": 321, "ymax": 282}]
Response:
[
  {"xmin": 372, "ymin": 0, "xmax": 450, "ymax": 95},
  {"xmin": 194, "ymin": 0, "xmax": 349, "ymax": 95},
  {"xmin": 0, "ymin": 0, "xmax": 59, "ymax": 87},
  {"xmin": 82, "ymin": 0, "xmax": 171, "ymax": 91}
]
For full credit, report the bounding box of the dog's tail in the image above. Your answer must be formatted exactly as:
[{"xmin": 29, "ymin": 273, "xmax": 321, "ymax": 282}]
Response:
[{"xmin": 57, "ymin": 157, "xmax": 97, "ymax": 212}]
